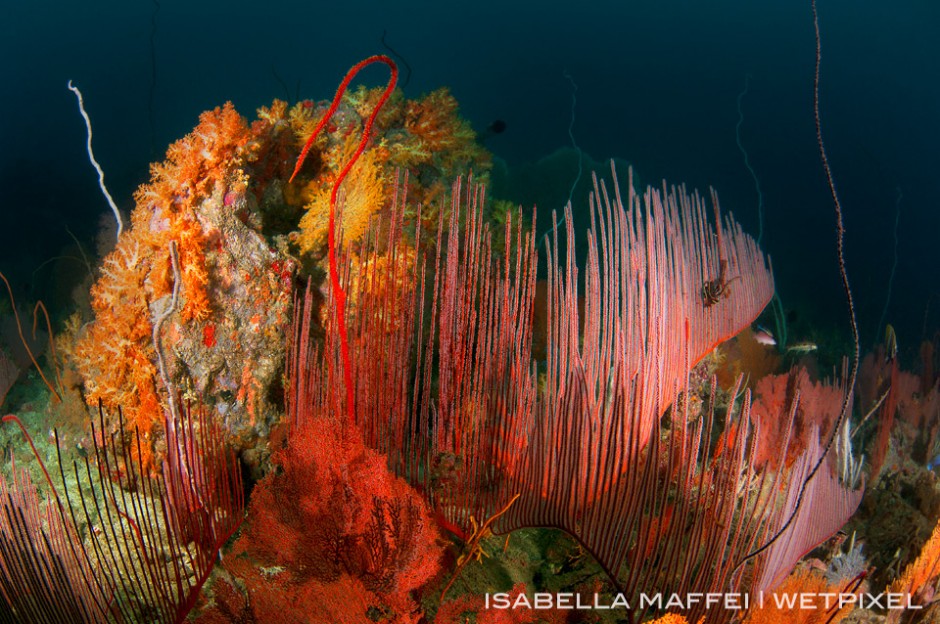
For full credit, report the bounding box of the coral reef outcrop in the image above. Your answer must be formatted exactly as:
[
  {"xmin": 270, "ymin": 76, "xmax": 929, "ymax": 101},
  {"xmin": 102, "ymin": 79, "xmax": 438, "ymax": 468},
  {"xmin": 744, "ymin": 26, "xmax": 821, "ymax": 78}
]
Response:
[{"xmin": 66, "ymin": 88, "xmax": 490, "ymax": 475}]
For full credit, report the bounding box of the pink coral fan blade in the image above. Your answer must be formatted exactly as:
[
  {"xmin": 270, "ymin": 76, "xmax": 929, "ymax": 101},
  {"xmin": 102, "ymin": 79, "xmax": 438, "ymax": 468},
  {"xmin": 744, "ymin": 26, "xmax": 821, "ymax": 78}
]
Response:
[{"xmin": 0, "ymin": 400, "xmax": 243, "ymax": 623}]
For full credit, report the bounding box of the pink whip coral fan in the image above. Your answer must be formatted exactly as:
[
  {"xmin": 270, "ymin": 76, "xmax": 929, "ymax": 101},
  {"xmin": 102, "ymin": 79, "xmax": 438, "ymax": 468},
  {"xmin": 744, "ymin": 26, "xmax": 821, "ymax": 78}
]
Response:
[
  {"xmin": 0, "ymin": 403, "xmax": 243, "ymax": 624},
  {"xmin": 286, "ymin": 157, "xmax": 838, "ymax": 621},
  {"xmin": 288, "ymin": 122, "xmax": 860, "ymax": 619}
]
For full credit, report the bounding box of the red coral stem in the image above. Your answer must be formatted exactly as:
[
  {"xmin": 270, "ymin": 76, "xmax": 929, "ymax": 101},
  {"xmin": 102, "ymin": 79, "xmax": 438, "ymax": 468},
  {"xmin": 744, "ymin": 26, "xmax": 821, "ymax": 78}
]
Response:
[{"xmin": 290, "ymin": 55, "xmax": 398, "ymax": 426}]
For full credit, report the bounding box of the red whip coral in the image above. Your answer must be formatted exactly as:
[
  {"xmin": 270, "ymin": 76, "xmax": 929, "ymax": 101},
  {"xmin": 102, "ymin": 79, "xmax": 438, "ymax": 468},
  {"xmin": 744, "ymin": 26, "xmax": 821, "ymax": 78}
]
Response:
[
  {"xmin": 285, "ymin": 84, "xmax": 491, "ymax": 258},
  {"xmin": 290, "ymin": 54, "xmax": 398, "ymax": 427}
]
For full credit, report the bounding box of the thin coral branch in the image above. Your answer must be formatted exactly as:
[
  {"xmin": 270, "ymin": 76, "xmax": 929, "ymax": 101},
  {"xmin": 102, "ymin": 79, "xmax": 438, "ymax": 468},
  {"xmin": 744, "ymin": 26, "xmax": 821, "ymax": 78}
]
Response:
[
  {"xmin": 734, "ymin": 2, "xmax": 862, "ymax": 573},
  {"xmin": 850, "ymin": 386, "xmax": 889, "ymax": 439},
  {"xmin": 0, "ymin": 271, "xmax": 61, "ymax": 402},
  {"xmin": 439, "ymin": 493, "xmax": 520, "ymax": 602},
  {"xmin": 31, "ymin": 301, "xmax": 63, "ymax": 400},
  {"xmin": 67, "ymin": 81, "xmax": 123, "ymax": 240}
]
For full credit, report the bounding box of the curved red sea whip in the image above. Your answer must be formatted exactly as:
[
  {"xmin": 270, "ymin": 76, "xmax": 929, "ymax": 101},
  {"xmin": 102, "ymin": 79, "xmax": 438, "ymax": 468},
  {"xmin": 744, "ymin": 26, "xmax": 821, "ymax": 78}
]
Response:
[{"xmin": 289, "ymin": 55, "xmax": 398, "ymax": 425}]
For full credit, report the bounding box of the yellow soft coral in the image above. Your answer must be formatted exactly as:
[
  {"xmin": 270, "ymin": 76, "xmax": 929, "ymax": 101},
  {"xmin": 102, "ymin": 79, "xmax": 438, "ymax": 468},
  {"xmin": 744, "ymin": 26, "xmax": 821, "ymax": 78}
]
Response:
[
  {"xmin": 343, "ymin": 246, "xmax": 417, "ymax": 335},
  {"xmin": 295, "ymin": 135, "xmax": 389, "ymax": 256},
  {"xmin": 285, "ymin": 87, "xmax": 491, "ymax": 263},
  {"xmin": 256, "ymin": 98, "xmax": 289, "ymax": 127}
]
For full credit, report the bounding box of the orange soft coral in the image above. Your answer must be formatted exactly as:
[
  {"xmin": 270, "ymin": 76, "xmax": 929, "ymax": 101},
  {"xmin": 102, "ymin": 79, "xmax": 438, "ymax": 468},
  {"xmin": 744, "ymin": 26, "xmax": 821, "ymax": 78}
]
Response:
[
  {"xmin": 744, "ymin": 568, "xmax": 856, "ymax": 624},
  {"xmin": 71, "ymin": 103, "xmax": 253, "ymax": 468},
  {"xmin": 133, "ymin": 102, "xmax": 251, "ymax": 320},
  {"xmin": 397, "ymin": 88, "xmax": 486, "ymax": 170},
  {"xmin": 889, "ymin": 517, "xmax": 940, "ymax": 606}
]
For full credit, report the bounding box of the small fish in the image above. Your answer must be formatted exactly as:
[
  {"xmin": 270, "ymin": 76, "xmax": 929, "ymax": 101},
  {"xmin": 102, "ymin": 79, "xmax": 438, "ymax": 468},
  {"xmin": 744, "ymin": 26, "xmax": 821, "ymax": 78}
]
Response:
[
  {"xmin": 752, "ymin": 326, "xmax": 776, "ymax": 347},
  {"xmin": 884, "ymin": 324, "xmax": 898, "ymax": 363},
  {"xmin": 786, "ymin": 341, "xmax": 818, "ymax": 355},
  {"xmin": 487, "ymin": 119, "xmax": 507, "ymax": 134},
  {"xmin": 480, "ymin": 119, "xmax": 508, "ymax": 143}
]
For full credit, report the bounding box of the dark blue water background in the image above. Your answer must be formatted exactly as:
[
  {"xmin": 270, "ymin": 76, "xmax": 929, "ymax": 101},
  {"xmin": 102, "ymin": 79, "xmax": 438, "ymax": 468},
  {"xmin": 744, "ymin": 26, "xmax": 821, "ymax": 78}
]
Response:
[{"xmin": 1, "ymin": 0, "xmax": 937, "ymax": 364}]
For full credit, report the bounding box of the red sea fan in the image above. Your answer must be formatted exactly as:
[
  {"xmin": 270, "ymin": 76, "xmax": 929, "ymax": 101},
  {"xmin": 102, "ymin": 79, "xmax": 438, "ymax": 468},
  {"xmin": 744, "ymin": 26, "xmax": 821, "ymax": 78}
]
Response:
[
  {"xmin": 229, "ymin": 410, "xmax": 442, "ymax": 618},
  {"xmin": 750, "ymin": 367, "xmax": 849, "ymax": 468}
]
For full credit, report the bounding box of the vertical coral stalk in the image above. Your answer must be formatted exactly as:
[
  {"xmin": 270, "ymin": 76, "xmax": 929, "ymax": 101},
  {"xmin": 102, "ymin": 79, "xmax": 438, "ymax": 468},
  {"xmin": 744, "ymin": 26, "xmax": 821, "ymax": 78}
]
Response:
[{"xmin": 290, "ymin": 55, "xmax": 398, "ymax": 426}]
